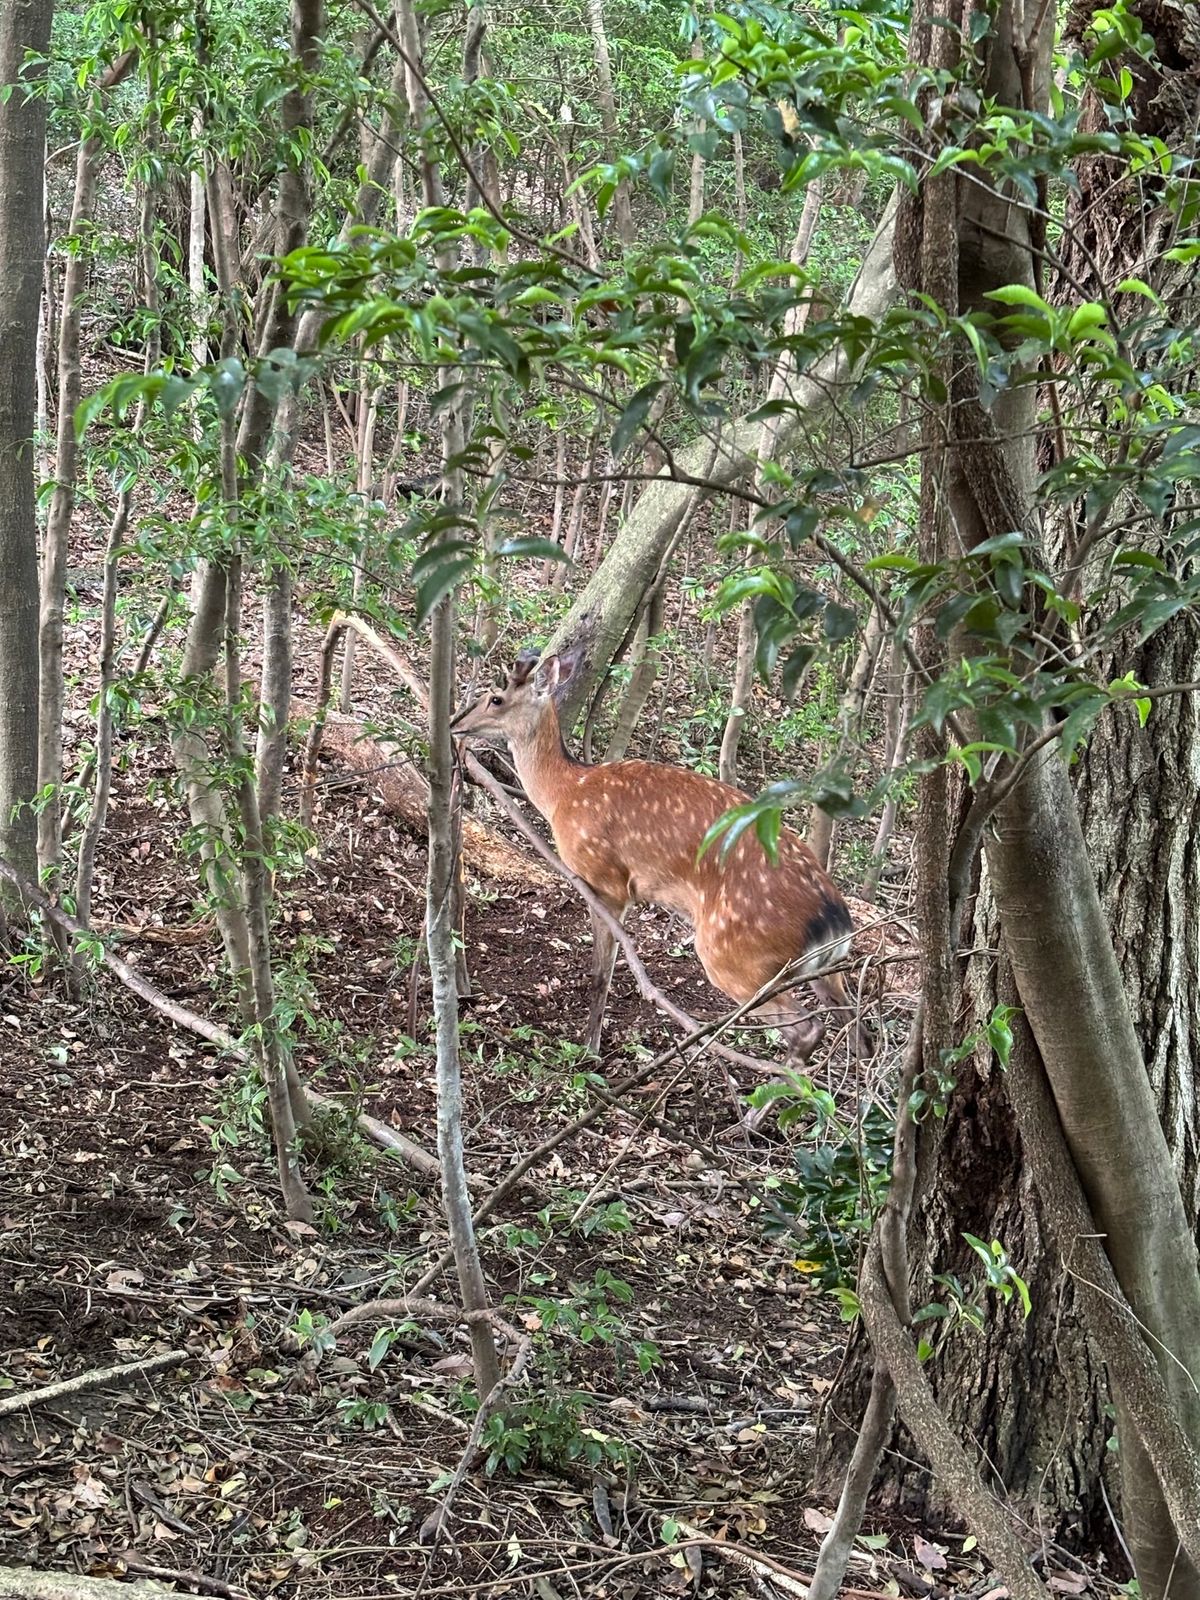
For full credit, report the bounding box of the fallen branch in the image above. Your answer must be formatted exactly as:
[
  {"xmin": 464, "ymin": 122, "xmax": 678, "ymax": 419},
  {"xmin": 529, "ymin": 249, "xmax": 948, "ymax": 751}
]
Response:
[
  {"xmin": 0, "ymin": 1571, "xmax": 206, "ymax": 1600},
  {"xmin": 317, "ymin": 713, "xmax": 555, "ymax": 886},
  {"xmin": 0, "ymin": 860, "xmax": 439, "ymax": 1182},
  {"xmin": 0, "ymin": 1348, "xmax": 186, "ymax": 1418},
  {"xmin": 108, "ymin": 1564, "xmax": 247, "ymax": 1600},
  {"xmin": 300, "ymin": 615, "xmax": 553, "ymax": 887}
]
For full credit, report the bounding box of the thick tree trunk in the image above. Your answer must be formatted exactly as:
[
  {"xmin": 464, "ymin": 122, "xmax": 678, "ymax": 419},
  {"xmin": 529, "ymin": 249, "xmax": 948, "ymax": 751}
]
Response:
[
  {"xmin": 1046, "ymin": 2, "xmax": 1200, "ymax": 1222},
  {"xmin": 0, "ymin": 0, "xmax": 52, "ymax": 907},
  {"xmin": 1080, "ymin": 622, "xmax": 1200, "ymax": 1216},
  {"xmin": 820, "ymin": 3, "xmax": 1200, "ymax": 1582}
]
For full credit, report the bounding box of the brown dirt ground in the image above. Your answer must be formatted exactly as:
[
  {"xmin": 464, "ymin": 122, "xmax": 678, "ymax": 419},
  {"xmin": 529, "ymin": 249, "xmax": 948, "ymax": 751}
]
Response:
[{"xmin": 0, "ymin": 710, "xmax": 925, "ymax": 1599}]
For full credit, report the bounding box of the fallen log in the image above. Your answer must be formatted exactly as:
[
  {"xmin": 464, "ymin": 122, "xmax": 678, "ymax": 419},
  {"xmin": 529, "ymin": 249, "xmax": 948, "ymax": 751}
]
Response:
[{"xmin": 310, "ymin": 710, "xmax": 556, "ymax": 891}]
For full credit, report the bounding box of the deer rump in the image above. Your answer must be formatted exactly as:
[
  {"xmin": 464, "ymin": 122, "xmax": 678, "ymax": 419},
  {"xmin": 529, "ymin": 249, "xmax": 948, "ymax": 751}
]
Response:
[{"xmin": 549, "ymin": 759, "xmax": 860, "ymax": 1061}]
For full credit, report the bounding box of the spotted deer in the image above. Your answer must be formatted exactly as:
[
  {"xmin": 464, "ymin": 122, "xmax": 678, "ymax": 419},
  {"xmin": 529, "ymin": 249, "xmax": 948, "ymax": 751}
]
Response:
[{"xmin": 452, "ymin": 652, "xmax": 871, "ymax": 1063}]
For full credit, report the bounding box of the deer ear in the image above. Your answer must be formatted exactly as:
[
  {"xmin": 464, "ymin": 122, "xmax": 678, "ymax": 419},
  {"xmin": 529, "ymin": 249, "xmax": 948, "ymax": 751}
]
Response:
[
  {"xmin": 533, "ymin": 655, "xmax": 563, "ymax": 695},
  {"xmin": 536, "ymin": 651, "xmax": 580, "ymax": 700}
]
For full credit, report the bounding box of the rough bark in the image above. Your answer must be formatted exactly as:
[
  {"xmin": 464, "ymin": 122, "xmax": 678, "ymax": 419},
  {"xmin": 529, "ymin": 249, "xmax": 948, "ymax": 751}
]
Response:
[
  {"xmin": 0, "ymin": 0, "xmax": 52, "ymax": 905},
  {"xmin": 989, "ymin": 754, "xmax": 1200, "ymax": 1598},
  {"xmin": 818, "ymin": 0, "xmax": 1127, "ymax": 1557},
  {"xmin": 1047, "ymin": 1, "xmax": 1200, "ymax": 1225}
]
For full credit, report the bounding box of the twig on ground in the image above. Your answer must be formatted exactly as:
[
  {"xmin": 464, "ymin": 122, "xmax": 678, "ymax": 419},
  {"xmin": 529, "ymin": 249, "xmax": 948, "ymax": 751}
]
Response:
[
  {"xmin": 418, "ymin": 1327, "xmax": 535, "ymax": 1543},
  {"xmin": 0, "ymin": 1348, "xmax": 187, "ymax": 1419},
  {"xmin": 111, "ymin": 1561, "xmax": 249, "ymax": 1600}
]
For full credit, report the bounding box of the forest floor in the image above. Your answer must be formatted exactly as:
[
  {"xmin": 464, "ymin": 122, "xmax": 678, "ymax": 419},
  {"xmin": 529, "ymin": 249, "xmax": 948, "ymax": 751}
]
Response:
[{"xmin": 0, "ymin": 471, "xmax": 942, "ymax": 1599}]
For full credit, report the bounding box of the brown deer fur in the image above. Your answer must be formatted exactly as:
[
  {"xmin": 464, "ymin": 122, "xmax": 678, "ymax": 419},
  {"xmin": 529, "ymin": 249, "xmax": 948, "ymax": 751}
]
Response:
[{"xmin": 453, "ymin": 653, "xmax": 869, "ymax": 1061}]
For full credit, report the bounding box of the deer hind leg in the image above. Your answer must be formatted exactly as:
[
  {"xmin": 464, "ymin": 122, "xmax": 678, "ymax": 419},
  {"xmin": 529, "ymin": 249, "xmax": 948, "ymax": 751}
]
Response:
[
  {"xmin": 585, "ymin": 900, "xmax": 623, "ymax": 1054},
  {"xmin": 810, "ymin": 969, "xmax": 874, "ymax": 1058},
  {"xmin": 761, "ymin": 995, "xmax": 826, "ymax": 1065}
]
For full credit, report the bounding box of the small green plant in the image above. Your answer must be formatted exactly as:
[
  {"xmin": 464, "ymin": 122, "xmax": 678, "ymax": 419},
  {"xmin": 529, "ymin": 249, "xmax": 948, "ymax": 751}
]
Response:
[
  {"xmin": 289, "ymin": 1307, "xmax": 334, "ymax": 1356},
  {"xmin": 479, "ymin": 1391, "xmax": 630, "ymax": 1477},
  {"xmin": 337, "ymin": 1398, "xmax": 393, "ymax": 1432},
  {"xmin": 910, "ymin": 1004, "xmax": 1019, "ymax": 1121},
  {"xmin": 536, "ymin": 1189, "xmax": 633, "ymax": 1240},
  {"xmin": 365, "ymin": 1319, "xmax": 422, "ymax": 1371},
  {"xmin": 759, "ymin": 1074, "xmax": 894, "ymax": 1288},
  {"xmin": 912, "ymin": 1236, "xmax": 1032, "ymax": 1359}
]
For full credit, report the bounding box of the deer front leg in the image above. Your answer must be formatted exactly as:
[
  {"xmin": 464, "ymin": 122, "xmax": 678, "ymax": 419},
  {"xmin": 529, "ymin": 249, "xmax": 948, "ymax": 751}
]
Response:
[{"xmin": 585, "ymin": 902, "xmax": 621, "ymax": 1054}]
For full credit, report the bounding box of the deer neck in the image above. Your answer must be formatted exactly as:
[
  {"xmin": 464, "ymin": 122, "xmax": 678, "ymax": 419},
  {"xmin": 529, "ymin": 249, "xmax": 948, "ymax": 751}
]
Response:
[{"xmin": 510, "ymin": 704, "xmax": 580, "ymax": 823}]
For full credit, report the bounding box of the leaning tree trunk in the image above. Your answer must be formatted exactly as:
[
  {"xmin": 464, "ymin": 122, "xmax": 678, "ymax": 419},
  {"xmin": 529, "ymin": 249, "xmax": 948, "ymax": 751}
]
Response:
[
  {"xmin": 545, "ymin": 197, "xmax": 899, "ymax": 727},
  {"xmin": 0, "ymin": 0, "xmax": 53, "ymax": 909}
]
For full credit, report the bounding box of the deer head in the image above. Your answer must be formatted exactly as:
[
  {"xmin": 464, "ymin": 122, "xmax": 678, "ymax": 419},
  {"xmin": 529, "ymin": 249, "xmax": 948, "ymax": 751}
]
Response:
[{"xmin": 451, "ymin": 651, "xmax": 580, "ymax": 747}]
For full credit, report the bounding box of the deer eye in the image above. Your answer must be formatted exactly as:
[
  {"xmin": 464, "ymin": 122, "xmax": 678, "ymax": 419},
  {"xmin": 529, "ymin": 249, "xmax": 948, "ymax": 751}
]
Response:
[{"xmin": 489, "ymin": 695, "xmax": 504, "ymax": 707}]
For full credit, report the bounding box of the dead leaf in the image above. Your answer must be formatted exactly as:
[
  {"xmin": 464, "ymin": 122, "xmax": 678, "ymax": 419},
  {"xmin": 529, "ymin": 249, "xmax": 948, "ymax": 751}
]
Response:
[
  {"xmin": 105, "ymin": 1267, "xmax": 145, "ymax": 1290},
  {"xmin": 430, "ymin": 1353, "xmax": 475, "ymax": 1378},
  {"xmin": 804, "ymin": 1508, "xmax": 834, "ymax": 1534},
  {"xmin": 1048, "ymin": 1573, "xmax": 1088, "ymax": 1594},
  {"xmin": 914, "ymin": 1537, "xmax": 948, "ymax": 1572}
]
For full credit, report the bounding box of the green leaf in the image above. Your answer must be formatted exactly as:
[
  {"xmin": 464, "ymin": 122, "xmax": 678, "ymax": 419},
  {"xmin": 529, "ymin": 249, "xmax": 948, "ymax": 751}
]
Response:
[
  {"xmin": 986, "ymin": 1004, "xmax": 1017, "ymax": 1068},
  {"xmin": 754, "ymin": 806, "xmax": 782, "ymax": 864},
  {"xmin": 496, "ymin": 537, "xmax": 569, "ymax": 563},
  {"xmin": 161, "ymin": 375, "xmax": 198, "ymax": 418},
  {"xmin": 610, "ymin": 380, "xmax": 666, "ymax": 459},
  {"xmin": 648, "ymin": 145, "xmax": 676, "ymax": 204},
  {"xmin": 822, "ymin": 601, "xmax": 858, "ymax": 642},
  {"xmin": 413, "ymin": 546, "xmax": 478, "ymax": 625},
  {"xmin": 864, "ymin": 551, "xmax": 920, "ymax": 572},
  {"xmin": 366, "ymin": 1328, "xmax": 393, "ymax": 1371},
  {"xmin": 1115, "ymin": 277, "xmax": 1161, "ymax": 306},
  {"xmin": 780, "ymin": 643, "xmax": 815, "ymax": 700},
  {"xmin": 1065, "ymin": 302, "xmax": 1108, "ymax": 339},
  {"xmin": 985, "ymin": 284, "xmax": 1052, "ymax": 314},
  {"xmin": 208, "ymin": 358, "xmax": 246, "ymax": 421}
]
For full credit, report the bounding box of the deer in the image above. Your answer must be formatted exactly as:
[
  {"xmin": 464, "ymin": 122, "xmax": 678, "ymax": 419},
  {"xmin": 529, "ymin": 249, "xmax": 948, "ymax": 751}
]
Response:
[{"xmin": 452, "ymin": 650, "xmax": 872, "ymax": 1066}]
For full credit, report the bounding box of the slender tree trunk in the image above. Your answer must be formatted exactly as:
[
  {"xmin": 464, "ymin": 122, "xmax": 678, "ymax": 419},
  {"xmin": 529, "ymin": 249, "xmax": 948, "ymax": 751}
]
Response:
[
  {"xmin": 0, "ymin": 0, "xmax": 53, "ymax": 914},
  {"xmin": 74, "ymin": 174, "xmax": 161, "ymax": 943},
  {"xmin": 585, "ymin": 0, "xmax": 634, "ymax": 249},
  {"xmin": 338, "ymin": 373, "xmax": 381, "ymax": 711},
  {"xmin": 188, "ymin": 117, "xmax": 208, "ymax": 370},
  {"xmin": 718, "ymin": 181, "xmax": 824, "ymax": 788},
  {"xmin": 254, "ymin": 0, "xmax": 323, "ymax": 824},
  {"xmin": 718, "ymin": 580, "xmax": 755, "ymax": 787},
  {"xmin": 403, "ymin": 0, "xmax": 500, "ymax": 1397},
  {"xmin": 861, "ymin": 647, "xmax": 911, "ymax": 900},
  {"xmin": 39, "ymin": 54, "xmax": 136, "ymax": 902}
]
